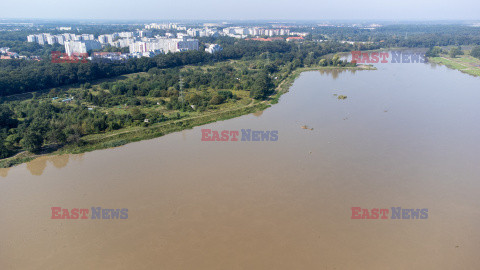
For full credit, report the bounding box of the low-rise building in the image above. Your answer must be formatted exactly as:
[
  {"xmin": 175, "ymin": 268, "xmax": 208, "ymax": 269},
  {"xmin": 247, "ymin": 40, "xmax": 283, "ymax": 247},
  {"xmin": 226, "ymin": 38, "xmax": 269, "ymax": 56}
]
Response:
[{"xmin": 205, "ymin": 44, "xmax": 222, "ymax": 54}]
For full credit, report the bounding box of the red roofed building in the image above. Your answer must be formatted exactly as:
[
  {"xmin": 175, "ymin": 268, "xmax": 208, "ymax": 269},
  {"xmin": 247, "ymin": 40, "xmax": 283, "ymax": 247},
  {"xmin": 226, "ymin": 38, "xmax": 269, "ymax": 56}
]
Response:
[{"xmin": 286, "ymin": 36, "xmax": 304, "ymax": 42}]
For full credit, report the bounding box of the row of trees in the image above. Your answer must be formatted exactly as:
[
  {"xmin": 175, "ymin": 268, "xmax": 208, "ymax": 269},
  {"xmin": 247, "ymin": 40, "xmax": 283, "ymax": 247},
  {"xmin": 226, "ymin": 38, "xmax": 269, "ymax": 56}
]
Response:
[
  {"xmin": 305, "ymin": 25, "xmax": 480, "ymax": 48},
  {"xmin": 0, "ymin": 37, "xmax": 362, "ymax": 98}
]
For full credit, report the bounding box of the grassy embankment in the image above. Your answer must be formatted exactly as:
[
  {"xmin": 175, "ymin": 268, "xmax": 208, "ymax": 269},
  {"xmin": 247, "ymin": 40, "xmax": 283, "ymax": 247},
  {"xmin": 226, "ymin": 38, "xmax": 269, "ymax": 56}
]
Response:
[
  {"xmin": 429, "ymin": 54, "xmax": 480, "ymax": 77},
  {"xmin": 0, "ymin": 64, "xmax": 375, "ymax": 168}
]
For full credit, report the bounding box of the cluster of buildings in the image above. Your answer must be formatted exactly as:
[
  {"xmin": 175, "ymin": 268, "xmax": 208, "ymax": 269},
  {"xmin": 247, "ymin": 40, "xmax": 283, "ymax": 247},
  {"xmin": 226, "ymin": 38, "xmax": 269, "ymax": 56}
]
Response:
[
  {"xmin": 97, "ymin": 31, "xmax": 153, "ymax": 48},
  {"xmin": 27, "ymin": 30, "xmax": 202, "ymax": 58},
  {"xmin": 27, "ymin": 31, "xmax": 150, "ymax": 48},
  {"xmin": 0, "ymin": 47, "xmax": 40, "ymax": 60},
  {"xmin": 0, "ymin": 47, "xmax": 17, "ymax": 59},
  {"xmin": 245, "ymin": 36, "xmax": 305, "ymax": 42},
  {"xmin": 27, "ymin": 33, "xmax": 95, "ymax": 45},
  {"xmin": 222, "ymin": 27, "xmax": 291, "ymax": 38},
  {"xmin": 26, "ymin": 23, "xmax": 305, "ymax": 60},
  {"xmin": 144, "ymin": 24, "xmax": 303, "ymax": 39},
  {"xmin": 129, "ymin": 36, "xmax": 199, "ymax": 55},
  {"xmin": 145, "ymin": 23, "xmax": 220, "ymax": 38},
  {"xmin": 91, "ymin": 52, "xmax": 126, "ymax": 61},
  {"xmin": 186, "ymin": 28, "xmax": 220, "ymax": 37},
  {"xmin": 145, "ymin": 23, "xmax": 186, "ymax": 31}
]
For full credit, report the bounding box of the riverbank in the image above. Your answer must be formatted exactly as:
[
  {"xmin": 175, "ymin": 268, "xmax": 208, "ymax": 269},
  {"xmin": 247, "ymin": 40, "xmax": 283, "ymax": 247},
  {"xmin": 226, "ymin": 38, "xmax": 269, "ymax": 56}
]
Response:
[
  {"xmin": 0, "ymin": 65, "xmax": 375, "ymax": 168},
  {"xmin": 429, "ymin": 55, "xmax": 480, "ymax": 77},
  {"xmin": 0, "ymin": 101, "xmax": 269, "ymax": 168}
]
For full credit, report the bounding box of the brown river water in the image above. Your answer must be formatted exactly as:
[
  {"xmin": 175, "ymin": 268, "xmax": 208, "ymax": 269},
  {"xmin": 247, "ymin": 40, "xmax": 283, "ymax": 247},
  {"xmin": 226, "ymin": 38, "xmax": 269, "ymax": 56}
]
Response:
[{"xmin": 1, "ymin": 62, "xmax": 480, "ymax": 269}]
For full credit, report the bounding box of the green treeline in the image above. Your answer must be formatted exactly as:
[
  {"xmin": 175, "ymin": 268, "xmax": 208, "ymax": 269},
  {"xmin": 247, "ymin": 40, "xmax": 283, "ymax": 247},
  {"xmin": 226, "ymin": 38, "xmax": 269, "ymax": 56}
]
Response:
[
  {"xmin": 305, "ymin": 25, "xmax": 480, "ymax": 47},
  {"xmin": 0, "ymin": 38, "xmax": 368, "ymax": 97}
]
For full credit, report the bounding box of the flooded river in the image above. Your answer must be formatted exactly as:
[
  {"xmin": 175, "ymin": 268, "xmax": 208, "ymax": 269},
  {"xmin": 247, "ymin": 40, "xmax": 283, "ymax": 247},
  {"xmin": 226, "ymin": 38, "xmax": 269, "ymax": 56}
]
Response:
[{"xmin": 1, "ymin": 62, "xmax": 480, "ymax": 269}]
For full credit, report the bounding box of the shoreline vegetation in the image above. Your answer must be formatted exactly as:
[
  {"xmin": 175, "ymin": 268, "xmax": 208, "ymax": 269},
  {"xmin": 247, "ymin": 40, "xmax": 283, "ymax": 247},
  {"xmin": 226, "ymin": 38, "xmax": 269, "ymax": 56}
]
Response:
[
  {"xmin": 428, "ymin": 55, "xmax": 480, "ymax": 77},
  {"xmin": 0, "ymin": 64, "xmax": 375, "ymax": 168}
]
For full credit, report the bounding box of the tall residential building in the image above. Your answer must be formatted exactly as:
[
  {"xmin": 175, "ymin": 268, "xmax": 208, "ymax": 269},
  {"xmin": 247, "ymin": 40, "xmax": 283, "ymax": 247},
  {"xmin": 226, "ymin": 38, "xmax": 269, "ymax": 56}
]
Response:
[
  {"xmin": 36, "ymin": 34, "xmax": 46, "ymax": 45},
  {"xmin": 98, "ymin": 35, "xmax": 109, "ymax": 44},
  {"xmin": 27, "ymin": 35, "xmax": 37, "ymax": 43},
  {"xmin": 145, "ymin": 23, "xmax": 180, "ymax": 30},
  {"xmin": 137, "ymin": 30, "xmax": 152, "ymax": 38},
  {"xmin": 129, "ymin": 37, "xmax": 198, "ymax": 54},
  {"xmin": 118, "ymin": 32, "xmax": 134, "ymax": 38},
  {"xmin": 114, "ymin": 38, "xmax": 137, "ymax": 48},
  {"xmin": 63, "ymin": 33, "xmax": 75, "ymax": 41},
  {"xmin": 177, "ymin": 37, "xmax": 199, "ymax": 52},
  {"xmin": 108, "ymin": 34, "xmax": 118, "ymax": 44},
  {"xmin": 187, "ymin": 28, "xmax": 201, "ymax": 37},
  {"xmin": 56, "ymin": 35, "xmax": 66, "ymax": 45},
  {"xmin": 64, "ymin": 40, "xmax": 102, "ymax": 56},
  {"xmin": 46, "ymin": 36, "xmax": 57, "ymax": 45},
  {"xmin": 74, "ymin": 34, "xmax": 95, "ymax": 41}
]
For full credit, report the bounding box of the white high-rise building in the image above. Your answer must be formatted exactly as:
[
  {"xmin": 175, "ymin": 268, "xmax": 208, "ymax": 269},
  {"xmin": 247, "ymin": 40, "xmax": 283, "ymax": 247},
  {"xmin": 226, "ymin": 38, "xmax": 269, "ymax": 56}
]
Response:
[
  {"xmin": 108, "ymin": 34, "xmax": 118, "ymax": 44},
  {"xmin": 117, "ymin": 38, "xmax": 136, "ymax": 48},
  {"xmin": 177, "ymin": 37, "xmax": 199, "ymax": 52},
  {"xmin": 119, "ymin": 32, "xmax": 134, "ymax": 38},
  {"xmin": 187, "ymin": 28, "xmax": 200, "ymax": 37},
  {"xmin": 64, "ymin": 40, "xmax": 102, "ymax": 56},
  {"xmin": 36, "ymin": 34, "xmax": 46, "ymax": 45},
  {"xmin": 27, "ymin": 35, "xmax": 36, "ymax": 43},
  {"xmin": 55, "ymin": 35, "xmax": 66, "ymax": 45},
  {"xmin": 63, "ymin": 33, "xmax": 75, "ymax": 41},
  {"xmin": 46, "ymin": 35, "xmax": 57, "ymax": 45},
  {"xmin": 98, "ymin": 35, "xmax": 109, "ymax": 44},
  {"xmin": 129, "ymin": 37, "xmax": 198, "ymax": 54},
  {"xmin": 137, "ymin": 30, "xmax": 152, "ymax": 38}
]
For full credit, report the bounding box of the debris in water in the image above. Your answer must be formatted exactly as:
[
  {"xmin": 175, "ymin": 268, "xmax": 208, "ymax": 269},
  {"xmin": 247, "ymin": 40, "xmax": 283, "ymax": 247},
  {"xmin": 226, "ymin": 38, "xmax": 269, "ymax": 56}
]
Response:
[
  {"xmin": 301, "ymin": 125, "xmax": 314, "ymax": 130},
  {"xmin": 338, "ymin": 95, "xmax": 347, "ymax": 100}
]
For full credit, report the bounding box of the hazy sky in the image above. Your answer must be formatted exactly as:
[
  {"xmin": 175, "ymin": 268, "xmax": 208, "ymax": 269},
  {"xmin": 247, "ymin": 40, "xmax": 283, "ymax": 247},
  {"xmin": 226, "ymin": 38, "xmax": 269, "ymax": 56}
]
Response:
[{"xmin": 1, "ymin": 0, "xmax": 479, "ymax": 21}]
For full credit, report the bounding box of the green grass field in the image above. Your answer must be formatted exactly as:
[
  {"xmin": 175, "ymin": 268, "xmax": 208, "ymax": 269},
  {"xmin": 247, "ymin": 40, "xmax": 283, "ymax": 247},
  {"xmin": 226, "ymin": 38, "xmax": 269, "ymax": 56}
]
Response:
[{"xmin": 429, "ymin": 55, "xmax": 480, "ymax": 77}]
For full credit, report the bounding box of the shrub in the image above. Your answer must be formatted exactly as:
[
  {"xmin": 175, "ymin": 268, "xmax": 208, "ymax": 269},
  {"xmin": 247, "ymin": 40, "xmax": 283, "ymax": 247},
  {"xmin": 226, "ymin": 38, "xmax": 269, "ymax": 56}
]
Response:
[{"xmin": 209, "ymin": 94, "xmax": 225, "ymax": 105}]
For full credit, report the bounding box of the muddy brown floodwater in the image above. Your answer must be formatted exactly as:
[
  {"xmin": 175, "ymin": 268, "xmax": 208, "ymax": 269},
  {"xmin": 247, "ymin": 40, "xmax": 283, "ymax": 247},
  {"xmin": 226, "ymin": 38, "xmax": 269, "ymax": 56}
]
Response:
[{"xmin": 1, "ymin": 62, "xmax": 480, "ymax": 270}]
